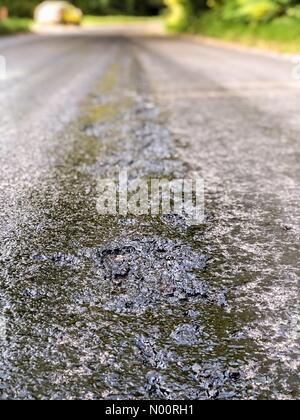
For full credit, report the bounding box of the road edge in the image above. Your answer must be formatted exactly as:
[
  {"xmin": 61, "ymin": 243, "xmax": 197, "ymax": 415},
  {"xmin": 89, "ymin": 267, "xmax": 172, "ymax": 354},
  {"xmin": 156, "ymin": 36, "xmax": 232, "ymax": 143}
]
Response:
[{"xmin": 178, "ymin": 33, "xmax": 296, "ymax": 61}]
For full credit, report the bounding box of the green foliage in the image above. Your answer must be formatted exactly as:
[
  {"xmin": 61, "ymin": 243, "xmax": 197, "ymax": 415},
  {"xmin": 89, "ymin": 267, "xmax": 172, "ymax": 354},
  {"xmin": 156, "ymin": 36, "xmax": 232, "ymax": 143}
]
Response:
[
  {"xmin": 162, "ymin": 0, "xmax": 300, "ymax": 51},
  {"xmin": 0, "ymin": 0, "xmax": 165, "ymax": 18},
  {"xmin": 214, "ymin": 0, "xmax": 298, "ymax": 23},
  {"xmin": 164, "ymin": 0, "xmax": 207, "ymax": 32},
  {"xmin": 220, "ymin": 0, "xmax": 280, "ymax": 22},
  {"xmin": 287, "ymin": 3, "xmax": 300, "ymax": 18},
  {"xmin": 164, "ymin": 0, "xmax": 191, "ymax": 31},
  {"xmin": 193, "ymin": 9, "xmax": 300, "ymax": 52},
  {"xmin": 0, "ymin": 0, "xmax": 38, "ymax": 17},
  {"xmin": 83, "ymin": 15, "xmax": 161, "ymax": 25},
  {"xmin": 2, "ymin": 0, "xmax": 300, "ymax": 36},
  {"xmin": 163, "ymin": 0, "xmax": 300, "ymax": 35},
  {"xmin": 0, "ymin": 17, "xmax": 32, "ymax": 34}
]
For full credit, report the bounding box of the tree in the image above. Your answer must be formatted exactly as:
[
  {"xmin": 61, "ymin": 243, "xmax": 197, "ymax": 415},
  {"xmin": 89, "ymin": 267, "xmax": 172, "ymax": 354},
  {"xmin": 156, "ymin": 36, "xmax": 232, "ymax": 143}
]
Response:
[
  {"xmin": 164, "ymin": 0, "xmax": 207, "ymax": 31},
  {"xmin": 0, "ymin": 0, "xmax": 165, "ymax": 17},
  {"xmin": 209, "ymin": 0, "xmax": 299, "ymax": 22},
  {"xmin": 0, "ymin": 0, "xmax": 38, "ymax": 17}
]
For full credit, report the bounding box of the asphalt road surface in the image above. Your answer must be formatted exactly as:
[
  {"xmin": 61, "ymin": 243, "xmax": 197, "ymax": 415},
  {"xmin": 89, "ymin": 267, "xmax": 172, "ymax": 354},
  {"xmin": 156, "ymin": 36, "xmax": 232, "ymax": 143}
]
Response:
[{"xmin": 0, "ymin": 28, "xmax": 299, "ymax": 400}]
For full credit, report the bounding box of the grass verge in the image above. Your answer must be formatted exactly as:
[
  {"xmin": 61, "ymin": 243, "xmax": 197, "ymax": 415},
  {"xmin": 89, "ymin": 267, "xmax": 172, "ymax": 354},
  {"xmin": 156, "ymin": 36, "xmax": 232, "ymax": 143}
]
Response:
[
  {"xmin": 191, "ymin": 12, "xmax": 300, "ymax": 54},
  {"xmin": 0, "ymin": 18, "xmax": 32, "ymax": 35},
  {"xmin": 83, "ymin": 15, "xmax": 162, "ymax": 26}
]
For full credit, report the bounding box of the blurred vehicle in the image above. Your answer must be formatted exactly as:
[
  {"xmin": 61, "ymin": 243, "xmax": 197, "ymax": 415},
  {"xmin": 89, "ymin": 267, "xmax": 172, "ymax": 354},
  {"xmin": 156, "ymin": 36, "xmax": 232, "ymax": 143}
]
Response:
[{"xmin": 34, "ymin": 1, "xmax": 82, "ymax": 25}]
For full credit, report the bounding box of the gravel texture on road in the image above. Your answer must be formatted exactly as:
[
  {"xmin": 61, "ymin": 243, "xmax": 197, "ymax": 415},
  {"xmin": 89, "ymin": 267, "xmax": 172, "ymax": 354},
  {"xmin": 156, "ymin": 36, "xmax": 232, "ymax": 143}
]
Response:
[{"xmin": 0, "ymin": 32, "xmax": 299, "ymax": 400}]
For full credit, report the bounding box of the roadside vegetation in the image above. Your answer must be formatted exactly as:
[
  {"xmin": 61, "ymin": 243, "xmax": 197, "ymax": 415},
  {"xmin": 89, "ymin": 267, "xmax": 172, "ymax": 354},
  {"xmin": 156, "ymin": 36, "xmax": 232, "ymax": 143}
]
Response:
[
  {"xmin": 165, "ymin": 0, "xmax": 300, "ymax": 53},
  {"xmin": 0, "ymin": 18, "xmax": 32, "ymax": 34},
  {"xmin": 1, "ymin": 0, "xmax": 300, "ymax": 52},
  {"xmin": 193, "ymin": 12, "xmax": 300, "ymax": 53},
  {"xmin": 83, "ymin": 15, "xmax": 162, "ymax": 26},
  {"xmin": 0, "ymin": 0, "xmax": 164, "ymax": 34},
  {"xmin": 0, "ymin": 1, "xmax": 164, "ymax": 18}
]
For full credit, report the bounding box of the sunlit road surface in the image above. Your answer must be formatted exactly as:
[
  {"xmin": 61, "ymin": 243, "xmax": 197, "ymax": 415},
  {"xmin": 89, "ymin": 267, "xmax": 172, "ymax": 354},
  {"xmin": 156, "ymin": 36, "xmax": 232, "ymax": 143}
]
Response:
[{"xmin": 0, "ymin": 26, "xmax": 299, "ymax": 400}]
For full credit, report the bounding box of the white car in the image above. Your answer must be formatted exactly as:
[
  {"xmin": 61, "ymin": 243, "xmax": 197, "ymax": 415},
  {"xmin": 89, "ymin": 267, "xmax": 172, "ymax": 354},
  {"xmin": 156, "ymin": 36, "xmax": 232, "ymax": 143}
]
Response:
[{"xmin": 34, "ymin": 1, "xmax": 82, "ymax": 25}]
